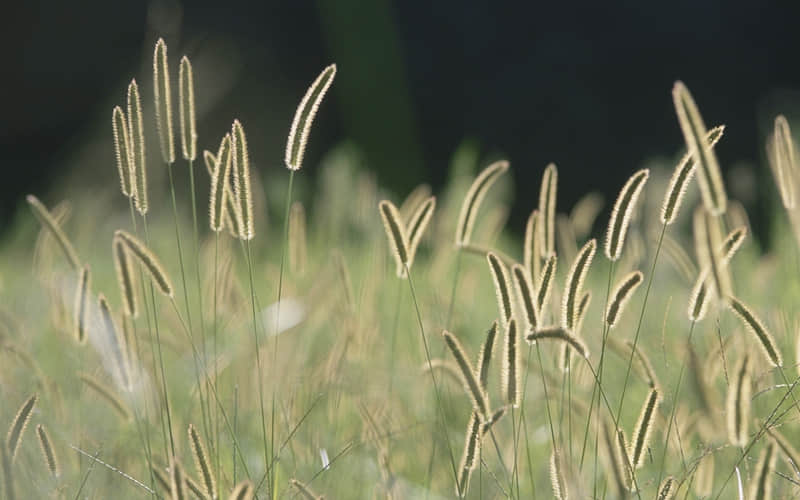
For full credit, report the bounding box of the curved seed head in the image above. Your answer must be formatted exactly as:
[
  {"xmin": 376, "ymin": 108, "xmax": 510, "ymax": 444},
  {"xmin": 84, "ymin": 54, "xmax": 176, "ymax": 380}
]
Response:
[
  {"xmin": 285, "ymin": 64, "xmax": 337, "ymax": 171},
  {"xmin": 455, "ymin": 160, "xmax": 509, "ymax": 246},
  {"xmin": 538, "ymin": 163, "xmax": 558, "ymax": 257},
  {"xmin": 112, "ymin": 106, "xmax": 134, "ymax": 197},
  {"xmin": 605, "ymin": 169, "xmax": 649, "ymax": 261}
]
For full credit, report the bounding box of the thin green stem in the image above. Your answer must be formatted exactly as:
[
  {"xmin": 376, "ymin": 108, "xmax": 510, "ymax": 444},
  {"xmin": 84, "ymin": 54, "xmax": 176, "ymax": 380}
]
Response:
[{"xmin": 405, "ymin": 264, "xmax": 459, "ymax": 490}]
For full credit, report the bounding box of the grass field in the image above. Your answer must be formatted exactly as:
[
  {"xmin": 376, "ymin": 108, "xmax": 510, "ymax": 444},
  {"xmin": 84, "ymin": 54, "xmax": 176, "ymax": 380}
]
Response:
[{"xmin": 2, "ymin": 39, "xmax": 800, "ymax": 499}]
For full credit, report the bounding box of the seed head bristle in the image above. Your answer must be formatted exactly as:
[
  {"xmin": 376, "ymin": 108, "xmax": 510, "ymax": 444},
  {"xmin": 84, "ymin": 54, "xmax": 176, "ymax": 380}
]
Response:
[
  {"xmin": 113, "ymin": 239, "xmax": 138, "ymax": 319},
  {"xmin": 661, "ymin": 125, "xmax": 725, "ymax": 224},
  {"xmin": 538, "ymin": 163, "xmax": 558, "ymax": 257},
  {"xmin": 455, "ymin": 160, "xmax": 509, "ymax": 246},
  {"xmin": 727, "ymin": 296, "xmax": 782, "ymax": 367},
  {"xmin": 605, "ymin": 270, "xmax": 644, "ymax": 327},
  {"xmin": 673, "ymin": 81, "xmax": 727, "ymax": 215},
  {"xmin": 188, "ymin": 423, "xmax": 216, "ymax": 500},
  {"xmin": 475, "ymin": 321, "xmax": 498, "ymax": 391},
  {"xmin": 527, "ymin": 326, "xmax": 589, "ymax": 359},
  {"xmin": 502, "ymin": 318, "xmax": 521, "ymax": 407},
  {"xmin": 127, "ymin": 79, "xmax": 148, "ymax": 214},
  {"xmin": 605, "ymin": 169, "xmax": 649, "ymax": 261},
  {"xmin": 288, "ymin": 201, "xmax": 308, "ymax": 275},
  {"xmin": 26, "ymin": 195, "xmax": 81, "ymax": 270},
  {"xmin": 74, "ymin": 265, "xmax": 91, "ymax": 343},
  {"xmin": 231, "ymin": 119, "xmax": 254, "ymax": 240},
  {"xmin": 657, "ymin": 476, "xmax": 676, "ymax": 500},
  {"xmin": 562, "ymin": 239, "xmax": 597, "ymax": 331},
  {"xmin": 169, "ymin": 456, "xmax": 187, "ymax": 500},
  {"xmin": 78, "ymin": 372, "xmax": 132, "ymax": 421},
  {"xmin": 442, "ymin": 330, "xmax": 490, "ymax": 420},
  {"xmin": 35, "ymin": 424, "xmax": 59, "ymax": 478},
  {"xmin": 749, "ymin": 442, "xmax": 776, "ymax": 500},
  {"xmin": 210, "ymin": 134, "xmax": 232, "ymax": 233},
  {"xmin": 378, "ymin": 200, "xmax": 409, "ymax": 278},
  {"xmin": 285, "ymin": 64, "xmax": 337, "ymax": 171},
  {"xmin": 524, "ymin": 210, "xmax": 541, "ymax": 280},
  {"xmin": 179, "ymin": 55, "xmax": 197, "ymax": 161},
  {"xmin": 406, "ymin": 196, "xmax": 436, "ymax": 268},
  {"xmin": 615, "ymin": 428, "xmax": 633, "ymax": 491},
  {"xmin": 114, "ymin": 230, "xmax": 174, "ymax": 297},
  {"xmin": 512, "ymin": 264, "xmax": 539, "ymax": 331},
  {"xmin": 228, "ymin": 480, "xmax": 255, "ymax": 500},
  {"xmin": 112, "ymin": 106, "xmax": 135, "ymax": 197},
  {"xmin": 153, "ymin": 38, "xmax": 174, "ymax": 164},
  {"xmin": 629, "ymin": 386, "xmax": 660, "ymax": 469},
  {"xmin": 6, "ymin": 394, "xmax": 37, "ymax": 461},
  {"xmin": 487, "ymin": 252, "xmax": 513, "ymax": 325},
  {"xmin": 726, "ymin": 355, "xmax": 751, "ymax": 447},
  {"xmin": 456, "ymin": 412, "xmax": 481, "ymax": 497},
  {"xmin": 537, "ymin": 254, "xmax": 557, "ymax": 315},
  {"xmin": 98, "ymin": 295, "xmax": 131, "ymax": 391}
]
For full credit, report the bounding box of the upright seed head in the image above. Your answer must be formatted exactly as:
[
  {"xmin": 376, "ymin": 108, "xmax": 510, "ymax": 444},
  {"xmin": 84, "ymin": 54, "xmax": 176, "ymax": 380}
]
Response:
[
  {"xmin": 406, "ymin": 196, "xmax": 436, "ymax": 269},
  {"xmin": 769, "ymin": 115, "xmax": 797, "ymax": 210},
  {"xmin": 562, "ymin": 239, "xmax": 597, "ymax": 331},
  {"xmin": 231, "ymin": 119, "xmax": 254, "ymax": 240},
  {"xmin": 512, "ymin": 264, "xmax": 538, "ymax": 331},
  {"xmin": 487, "ymin": 252, "xmax": 513, "ymax": 325},
  {"xmin": 127, "ymin": 79, "xmax": 148, "ymax": 214},
  {"xmin": 74, "ymin": 265, "xmax": 91, "ymax": 343},
  {"xmin": 179, "ymin": 56, "xmax": 197, "ymax": 161},
  {"xmin": 35, "ymin": 424, "xmax": 59, "ymax": 478},
  {"xmin": 537, "ymin": 254, "xmax": 557, "ymax": 315},
  {"xmin": 378, "ymin": 200, "xmax": 409, "ymax": 278},
  {"xmin": 285, "ymin": 64, "xmax": 337, "ymax": 171},
  {"xmin": 442, "ymin": 330, "xmax": 490, "ymax": 420},
  {"xmin": 476, "ymin": 321, "xmax": 498, "ymax": 391},
  {"xmin": 188, "ymin": 424, "xmax": 216, "ymax": 500},
  {"xmin": 538, "ymin": 163, "xmax": 558, "ymax": 257},
  {"xmin": 112, "ymin": 106, "xmax": 134, "ymax": 198},
  {"xmin": 749, "ymin": 442, "xmax": 776, "ymax": 500},
  {"xmin": 726, "ymin": 355, "xmax": 751, "ymax": 447},
  {"xmin": 605, "ymin": 169, "xmax": 649, "ymax": 261},
  {"xmin": 455, "ymin": 160, "xmax": 509, "ymax": 246},
  {"xmin": 456, "ymin": 412, "xmax": 481, "ymax": 497},
  {"xmin": 524, "ymin": 210, "xmax": 541, "ymax": 281},
  {"xmin": 210, "ymin": 134, "xmax": 232, "ymax": 233},
  {"xmin": 672, "ymin": 81, "xmax": 727, "ymax": 215},
  {"xmin": 629, "ymin": 387, "xmax": 660, "ymax": 469},
  {"xmin": 113, "ymin": 239, "xmax": 137, "ymax": 319},
  {"xmin": 502, "ymin": 318, "xmax": 521, "ymax": 408},
  {"xmin": 153, "ymin": 38, "xmax": 174, "ymax": 164},
  {"xmin": 550, "ymin": 449, "xmax": 568, "ymax": 500}
]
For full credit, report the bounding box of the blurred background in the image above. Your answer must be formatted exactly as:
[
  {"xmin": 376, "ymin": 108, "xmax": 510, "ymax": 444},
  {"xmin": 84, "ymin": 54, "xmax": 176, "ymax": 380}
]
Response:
[{"xmin": 3, "ymin": 0, "xmax": 800, "ymax": 240}]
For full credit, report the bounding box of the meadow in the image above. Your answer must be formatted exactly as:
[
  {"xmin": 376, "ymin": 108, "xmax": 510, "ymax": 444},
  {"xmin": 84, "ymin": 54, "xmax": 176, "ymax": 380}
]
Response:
[{"xmin": 2, "ymin": 38, "xmax": 800, "ymax": 499}]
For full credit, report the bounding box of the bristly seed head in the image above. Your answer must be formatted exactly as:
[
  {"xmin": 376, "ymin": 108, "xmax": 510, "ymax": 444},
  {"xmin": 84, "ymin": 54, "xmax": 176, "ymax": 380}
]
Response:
[
  {"xmin": 605, "ymin": 169, "xmax": 649, "ymax": 261},
  {"xmin": 285, "ymin": 64, "xmax": 337, "ymax": 171},
  {"xmin": 179, "ymin": 55, "xmax": 197, "ymax": 161},
  {"xmin": 153, "ymin": 38, "xmax": 175, "ymax": 165},
  {"xmin": 455, "ymin": 160, "xmax": 509, "ymax": 246}
]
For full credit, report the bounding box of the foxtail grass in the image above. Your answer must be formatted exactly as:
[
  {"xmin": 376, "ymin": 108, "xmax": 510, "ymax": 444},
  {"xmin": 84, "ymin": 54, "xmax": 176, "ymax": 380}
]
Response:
[{"xmin": 6, "ymin": 394, "xmax": 37, "ymax": 461}]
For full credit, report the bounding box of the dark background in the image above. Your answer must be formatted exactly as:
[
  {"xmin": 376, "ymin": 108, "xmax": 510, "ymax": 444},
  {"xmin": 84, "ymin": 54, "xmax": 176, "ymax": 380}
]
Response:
[{"xmin": 3, "ymin": 0, "xmax": 800, "ymax": 237}]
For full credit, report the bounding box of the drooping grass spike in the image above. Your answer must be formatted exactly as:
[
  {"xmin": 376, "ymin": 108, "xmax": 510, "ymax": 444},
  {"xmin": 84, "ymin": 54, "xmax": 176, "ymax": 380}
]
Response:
[
  {"xmin": 285, "ymin": 64, "xmax": 337, "ymax": 171},
  {"xmin": 673, "ymin": 81, "xmax": 727, "ymax": 215},
  {"xmin": 406, "ymin": 196, "xmax": 436, "ymax": 268},
  {"xmin": 6, "ymin": 394, "xmax": 37, "ymax": 461},
  {"xmin": 605, "ymin": 169, "xmax": 649, "ymax": 261},
  {"xmin": 35, "ymin": 424, "xmax": 59, "ymax": 478},
  {"xmin": 442, "ymin": 330, "xmax": 490, "ymax": 420},
  {"xmin": 562, "ymin": 239, "xmax": 596, "ymax": 331},
  {"xmin": 728, "ymin": 296, "xmax": 782, "ymax": 367},
  {"xmin": 661, "ymin": 125, "xmax": 725, "ymax": 224},
  {"xmin": 455, "ymin": 160, "xmax": 509, "ymax": 246},
  {"xmin": 487, "ymin": 252, "xmax": 513, "ymax": 326},
  {"xmin": 114, "ymin": 230, "xmax": 174, "ymax": 297},
  {"xmin": 605, "ymin": 270, "xmax": 644, "ymax": 327},
  {"xmin": 26, "ymin": 195, "xmax": 81, "ymax": 270},
  {"xmin": 512, "ymin": 263, "xmax": 539, "ymax": 331},
  {"xmin": 113, "ymin": 238, "xmax": 137, "ymax": 318},
  {"xmin": 726, "ymin": 355, "xmax": 751, "ymax": 447}
]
